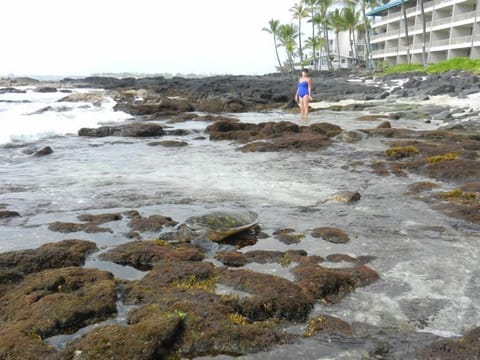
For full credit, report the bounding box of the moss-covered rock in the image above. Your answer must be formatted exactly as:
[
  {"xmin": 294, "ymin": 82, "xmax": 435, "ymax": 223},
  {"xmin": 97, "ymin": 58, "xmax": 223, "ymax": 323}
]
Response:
[
  {"xmin": 292, "ymin": 263, "xmax": 379, "ymax": 304},
  {"xmin": 0, "ymin": 239, "xmax": 97, "ymax": 284},
  {"xmin": 311, "ymin": 227, "xmax": 350, "ymax": 244},
  {"xmin": 415, "ymin": 326, "xmax": 480, "ymax": 360},
  {"xmin": 58, "ymin": 305, "xmax": 182, "ymax": 360},
  {"xmin": 120, "ymin": 262, "xmax": 294, "ymax": 358},
  {"xmin": 216, "ymin": 268, "xmax": 314, "ymax": 322},
  {"xmin": 127, "ymin": 214, "xmax": 178, "ymax": 232},
  {"xmin": 0, "ymin": 323, "xmax": 56, "ymax": 360},
  {"xmin": 99, "ymin": 240, "xmax": 205, "ymax": 271},
  {"xmin": 303, "ymin": 314, "xmax": 353, "ymax": 337},
  {"xmin": 0, "ymin": 267, "xmax": 117, "ymax": 339}
]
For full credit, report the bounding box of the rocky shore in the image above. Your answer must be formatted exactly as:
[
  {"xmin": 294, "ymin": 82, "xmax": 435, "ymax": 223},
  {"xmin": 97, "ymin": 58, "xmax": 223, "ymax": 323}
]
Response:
[{"xmin": 1, "ymin": 70, "xmax": 480, "ymax": 359}]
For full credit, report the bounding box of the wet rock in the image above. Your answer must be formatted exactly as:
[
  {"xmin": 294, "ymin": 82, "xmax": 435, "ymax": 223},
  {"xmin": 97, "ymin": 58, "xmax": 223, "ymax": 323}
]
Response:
[
  {"xmin": 304, "ymin": 314, "xmax": 353, "ymax": 337},
  {"xmin": 58, "ymin": 91, "xmax": 105, "ymax": 104},
  {"xmin": 147, "ymin": 140, "xmax": 188, "ymax": 147},
  {"xmin": 407, "ymin": 181, "xmax": 440, "ymax": 194},
  {"xmin": 216, "ymin": 267, "xmax": 314, "ymax": 321},
  {"xmin": 415, "ymin": 326, "xmax": 480, "ymax": 360},
  {"xmin": 0, "ymin": 323, "xmax": 56, "ymax": 360},
  {"xmin": 34, "ymin": 86, "xmax": 57, "ymax": 93},
  {"xmin": 121, "ymin": 261, "xmax": 295, "ymax": 357},
  {"xmin": 59, "ymin": 305, "xmax": 181, "ymax": 360},
  {"xmin": 114, "ymin": 98, "xmax": 194, "ymax": 116},
  {"xmin": 207, "ymin": 120, "xmax": 338, "ymax": 153},
  {"xmin": 311, "ymin": 227, "xmax": 350, "ymax": 244},
  {"xmin": 377, "ymin": 120, "xmax": 392, "ymax": 128},
  {"xmin": 33, "ymin": 146, "xmax": 53, "ymax": 156},
  {"xmin": 431, "ymin": 188, "xmax": 480, "ymax": 224},
  {"xmin": 215, "ymin": 249, "xmax": 314, "ymax": 268},
  {"xmin": 356, "ymin": 114, "xmax": 389, "ymax": 121},
  {"xmin": 48, "ymin": 221, "xmax": 113, "ymax": 233},
  {"xmin": 77, "ymin": 212, "xmax": 122, "ymax": 224},
  {"xmin": 99, "ymin": 240, "xmax": 205, "ymax": 271},
  {"xmin": 78, "ymin": 122, "xmax": 164, "ymax": 138},
  {"xmin": 127, "ymin": 214, "xmax": 177, "ymax": 232},
  {"xmin": 331, "ymin": 191, "xmax": 361, "ymax": 203},
  {"xmin": 0, "ymin": 267, "xmax": 117, "ymax": 339},
  {"xmin": 292, "ymin": 263, "xmax": 379, "ymax": 304},
  {"xmin": 0, "ymin": 210, "xmax": 21, "ymax": 218},
  {"xmin": 0, "ymin": 240, "xmax": 97, "ymax": 283},
  {"xmin": 273, "ymin": 228, "xmax": 305, "ymax": 244},
  {"xmin": 338, "ymin": 130, "xmax": 368, "ymax": 143}
]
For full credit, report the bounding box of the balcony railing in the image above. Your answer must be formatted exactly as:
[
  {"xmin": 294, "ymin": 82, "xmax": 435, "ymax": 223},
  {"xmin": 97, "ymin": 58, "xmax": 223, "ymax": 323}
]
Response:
[
  {"xmin": 452, "ymin": 11, "xmax": 476, "ymax": 23},
  {"xmin": 429, "ymin": 38, "xmax": 450, "ymax": 47},
  {"xmin": 450, "ymin": 35, "xmax": 472, "ymax": 44},
  {"xmin": 432, "ymin": 17, "xmax": 453, "ymax": 27}
]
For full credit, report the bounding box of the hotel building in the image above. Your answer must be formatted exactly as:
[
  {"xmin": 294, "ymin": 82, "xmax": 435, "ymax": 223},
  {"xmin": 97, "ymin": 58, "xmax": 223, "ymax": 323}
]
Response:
[{"xmin": 367, "ymin": 0, "xmax": 480, "ymax": 65}]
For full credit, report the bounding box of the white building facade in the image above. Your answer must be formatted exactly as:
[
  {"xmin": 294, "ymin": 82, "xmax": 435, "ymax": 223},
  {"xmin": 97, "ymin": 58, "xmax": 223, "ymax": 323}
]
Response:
[{"xmin": 368, "ymin": 0, "xmax": 480, "ymax": 65}]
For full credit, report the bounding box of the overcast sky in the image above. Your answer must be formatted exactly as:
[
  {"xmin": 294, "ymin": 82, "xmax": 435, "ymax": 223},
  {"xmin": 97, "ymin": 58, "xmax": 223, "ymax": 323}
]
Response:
[{"xmin": 1, "ymin": 0, "xmax": 298, "ymax": 76}]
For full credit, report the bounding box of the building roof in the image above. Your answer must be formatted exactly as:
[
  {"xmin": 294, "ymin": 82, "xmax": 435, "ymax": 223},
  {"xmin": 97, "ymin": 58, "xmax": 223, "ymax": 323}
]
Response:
[{"xmin": 367, "ymin": 0, "xmax": 409, "ymax": 17}]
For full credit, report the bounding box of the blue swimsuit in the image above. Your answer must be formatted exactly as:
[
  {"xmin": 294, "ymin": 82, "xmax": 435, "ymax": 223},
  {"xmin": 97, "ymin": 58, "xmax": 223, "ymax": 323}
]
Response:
[{"xmin": 298, "ymin": 81, "xmax": 309, "ymax": 98}]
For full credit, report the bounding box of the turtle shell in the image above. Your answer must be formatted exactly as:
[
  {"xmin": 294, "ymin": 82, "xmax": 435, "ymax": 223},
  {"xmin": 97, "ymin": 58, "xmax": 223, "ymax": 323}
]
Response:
[{"xmin": 184, "ymin": 209, "xmax": 258, "ymax": 242}]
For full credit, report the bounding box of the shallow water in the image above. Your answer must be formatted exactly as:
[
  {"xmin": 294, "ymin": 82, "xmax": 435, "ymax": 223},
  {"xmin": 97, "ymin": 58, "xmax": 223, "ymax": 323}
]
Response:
[{"xmin": 1, "ymin": 88, "xmax": 480, "ymax": 358}]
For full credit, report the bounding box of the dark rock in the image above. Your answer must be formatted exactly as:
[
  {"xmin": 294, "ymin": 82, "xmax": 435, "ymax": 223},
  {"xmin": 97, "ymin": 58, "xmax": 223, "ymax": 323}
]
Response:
[
  {"xmin": 127, "ymin": 214, "xmax": 177, "ymax": 232},
  {"xmin": 304, "ymin": 314, "xmax": 353, "ymax": 337},
  {"xmin": 121, "ymin": 261, "xmax": 295, "ymax": 357},
  {"xmin": 34, "ymin": 86, "xmax": 57, "ymax": 93},
  {"xmin": 0, "ymin": 267, "xmax": 117, "ymax": 339},
  {"xmin": 147, "ymin": 140, "xmax": 188, "ymax": 147},
  {"xmin": 415, "ymin": 326, "xmax": 480, "ymax": 360},
  {"xmin": 311, "ymin": 227, "xmax": 350, "ymax": 244},
  {"xmin": 77, "ymin": 212, "xmax": 122, "ymax": 224},
  {"xmin": 99, "ymin": 240, "xmax": 205, "ymax": 271},
  {"xmin": 0, "ymin": 240, "xmax": 97, "ymax": 283},
  {"xmin": 292, "ymin": 263, "xmax": 379, "ymax": 304},
  {"xmin": 216, "ymin": 267, "xmax": 314, "ymax": 321},
  {"xmin": 377, "ymin": 121, "xmax": 392, "ymax": 129},
  {"xmin": 273, "ymin": 228, "xmax": 305, "ymax": 244},
  {"xmin": 48, "ymin": 221, "xmax": 113, "ymax": 233},
  {"xmin": 33, "ymin": 146, "xmax": 53, "ymax": 157},
  {"xmin": 0, "ymin": 210, "xmax": 21, "ymax": 219},
  {"xmin": 78, "ymin": 123, "xmax": 164, "ymax": 138},
  {"xmin": 60, "ymin": 305, "xmax": 181, "ymax": 360},
  {"xmin": 0, "ymin": 87, "xmax": 27, "ymax": 94}
]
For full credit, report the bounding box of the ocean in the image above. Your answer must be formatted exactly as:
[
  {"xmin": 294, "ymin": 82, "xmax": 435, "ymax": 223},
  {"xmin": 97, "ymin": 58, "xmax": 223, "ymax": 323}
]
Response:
[{"xmin": 1, "ymin": 84, "xmax": 480, "ymax": 358}]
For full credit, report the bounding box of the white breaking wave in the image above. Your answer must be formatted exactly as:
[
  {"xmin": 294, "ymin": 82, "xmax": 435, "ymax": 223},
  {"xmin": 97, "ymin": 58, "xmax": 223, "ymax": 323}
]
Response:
[{"xmin": 0, "ymin": 87, "xmax": 131, "ymax": 145}]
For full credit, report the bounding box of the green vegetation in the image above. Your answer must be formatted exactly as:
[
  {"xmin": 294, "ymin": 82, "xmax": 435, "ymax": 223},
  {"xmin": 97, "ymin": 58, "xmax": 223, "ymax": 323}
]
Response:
[
  {"xmin": 427, "ymin": 152, "xmax": 458, "ymax": 164},
  {"xmin": 380, "ymin": 58, "xmax": 480, "ymax": 76},
  {"xmin": 385, "ymin": 145, "xmax": 419, "ymax": 159}
]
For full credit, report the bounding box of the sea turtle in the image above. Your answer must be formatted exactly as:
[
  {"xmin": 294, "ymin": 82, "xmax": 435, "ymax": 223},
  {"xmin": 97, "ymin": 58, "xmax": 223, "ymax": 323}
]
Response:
[{"xmin": 159, "ymin": 208, "xmax": 259, "ymax": 244}]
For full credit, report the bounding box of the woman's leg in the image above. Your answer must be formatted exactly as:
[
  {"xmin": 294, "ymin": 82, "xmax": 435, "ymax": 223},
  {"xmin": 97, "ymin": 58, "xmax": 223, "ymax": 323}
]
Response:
[{"xmin": 303, "ymin": 96, "xmax": 310, "ymax": 116}]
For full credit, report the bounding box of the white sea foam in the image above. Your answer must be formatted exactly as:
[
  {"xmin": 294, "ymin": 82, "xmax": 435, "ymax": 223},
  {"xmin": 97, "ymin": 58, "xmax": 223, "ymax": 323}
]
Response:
[{"xmin": 0, "ymin": 87, "xmax": 130, "ymax": 145}]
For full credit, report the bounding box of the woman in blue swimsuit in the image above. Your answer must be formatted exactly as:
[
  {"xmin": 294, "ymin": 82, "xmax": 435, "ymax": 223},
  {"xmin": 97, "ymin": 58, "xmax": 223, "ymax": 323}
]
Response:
[{"xmin": 295, "ymin": 68, "xmax": 312, "ymax": 118}]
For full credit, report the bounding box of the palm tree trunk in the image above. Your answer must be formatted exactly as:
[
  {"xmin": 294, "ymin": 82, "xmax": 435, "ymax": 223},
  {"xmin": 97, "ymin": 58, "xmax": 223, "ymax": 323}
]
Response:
[
  {"xmin": 362, "ymin": 7, "xmax": 373, "ymax": 71},
  {"xmin": 349, "ymin": 29, "xmax": 356, "ymax": 72},
  {"xmin": 420, "ymin": 0, "xmax": 427, "ymax": 66},
  {"xmin": 298, "ymin": 18, "xmax": 304, "ymax": 66},
  {"xmin": 401, "ymin": 0, "xmax": 410, "ymax": 64},
  {"xmin": 324, "ymin": 21, "xmax": 333, "ymax": 71},
  {"xmin": 336, "ymin": 31, "xmax": 341, "ymax": 69},
  {"xmin": 311, "ymin": 9, "xmax": 316, "ymax": 70},
  {"xmin": 273, "ymin": 35, "xmax": 284, "ymax": 72}
]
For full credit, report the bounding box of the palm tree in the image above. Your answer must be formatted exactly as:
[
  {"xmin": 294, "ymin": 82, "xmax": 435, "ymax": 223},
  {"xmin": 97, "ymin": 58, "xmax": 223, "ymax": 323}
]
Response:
[
  {"xmin": 329, "ymin": 8, "xmax": 346, "ymax": 69},
  {"xmin": 304, "ymin": 36, "xmax": 325, "ymax": 68},
  {"xmin": 262, "ymin": 19, "xmax": 284, "ymax": 72},
  {"xmin": 420, "ymin": 0, "xmax": 427, "ymax": 66},
  {"xmin": 303, "ymin": 0, "xmax": 320, "ymax": 67},
  {"xmin": 401, "ymin": 0, "xmax": 410, "ymax": 64},
  {"xmin": 277, "ymin": 24, "xmax": 298, "ymax": 72},
  {"xmin": 290, "ymin": 3, "xmax": 309, "ymax": 66},
  {"xmin": 344, "ymin": 0, "xmax": 386, "ymax": 71},
  {"xmin": 312, "ymin": 12, "xmax": 324, "ymax": 70},
  {"xmin": 342, "ymin": 5, "xmax": 360, "ymax": 71},
  {"xmin": 318, "ymin": 0, "xmax": 334, "ymax": 71}
]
